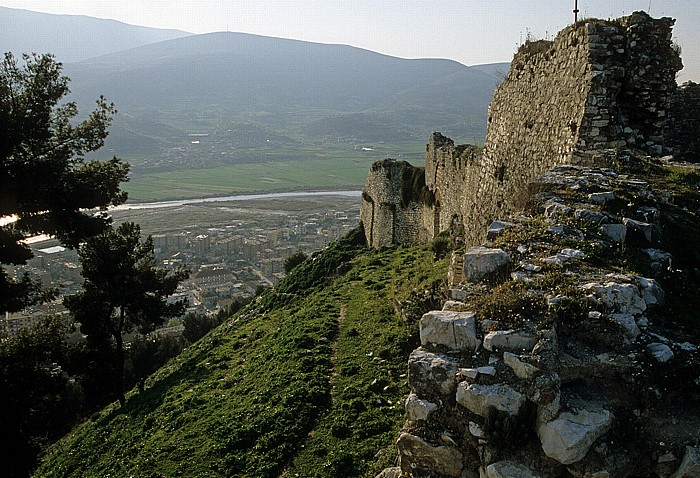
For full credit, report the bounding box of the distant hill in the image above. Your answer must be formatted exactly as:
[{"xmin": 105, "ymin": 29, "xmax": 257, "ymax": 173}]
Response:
[
  {"xmin": 61, "ymin": 32, "xmax": 507, "ymax": 164},
  {"xmin": 2, "ymin": 8, "xmax": 509, "ymax": 195},
  {"xmin": 0, "ymin": 7, "xmax": 191, "ymax": 63}
]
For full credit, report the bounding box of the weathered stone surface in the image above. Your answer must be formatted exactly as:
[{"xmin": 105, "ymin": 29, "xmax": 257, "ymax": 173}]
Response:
[
  {"xmin": 575, "ymin": 209, "xmax": 608, "ymax": 224},
  {"xmin": 456, "ymin": 382, "xmax": 525, "ymax": 417},
  {"xmin": 545, "ymin": 202, "xmax": 573, "ymax": 218},
  {"xmin": 623, "ymin": 217, "xmax": 654, "ymax": 242},
  {"xmin": 610, "ymin": 313, "xmax": 641, "ymax": 342},
  {"xmin": 420, "ymin": 310, "xmax": 479, "ymax": 351},
  {"xmin": 408, "ymin": 348, "xmax": 458, "ymax": 396},
  {"xmin": 442, "ymin": 300, "xmax": 465, "ymax": 311},
  {"xmin": 487, "ymin": 221, "xmax": 515, "ymax": 239},
  {"xmin": 588, "ymin": 191, "xmax": 615, "ymax": 203},
  {"xmin": 448, "ymin": 288, "xmax": 468, "ymax": 301},
  {"xmin": 484, "ymin": 329, "xmax": 538, "ymax": 353},
  {"xmin": 463, "ymin": 247, "xmax": 511, "ymax": 283},
  {"xmin": 634, "ymin": 276, "xmax": 665, "ymax": 306},
  {"xmin": 503, "ymin": 351, "xmax": 539, "ymax": 380},
  {"xmin": 581, "ymin": 281, "xmax": 646, "ymax": 315},
  {"xmin": 600, "ymin": 223, "xmax": 627, "ymax": 243},
  {"xmin": 397, "ymin": 433, "xmax": 463, "ymax": 478},
  {"xmin": 375, "ymin": 467, "xmax": 402, "ymax": 478},
  {"xmin": 457, "ymin": 366, "xmax": 496, "ymax": 380},
  {"xmin": 405, "ymin": 393, "xmax": 439, "ymax": 421},
  {"xmin": 486, "ymin": 461, "xmax": 541, "ymax": 478},
  {"xmin": 670, "ymin": 446, "xmax": 700, "ymax": 478},
  {"xmin": 647, "ymin": 342, "xmax": 674, "ymax": 362},
  {"xmin": 537, "ymin": 408, "xmax": 613, "ymax": 465}
]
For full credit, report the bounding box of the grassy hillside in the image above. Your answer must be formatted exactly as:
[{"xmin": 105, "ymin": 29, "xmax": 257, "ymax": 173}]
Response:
[{"xmin": 34, "ymin": 228, "xmax": 449, "ymax": 477}]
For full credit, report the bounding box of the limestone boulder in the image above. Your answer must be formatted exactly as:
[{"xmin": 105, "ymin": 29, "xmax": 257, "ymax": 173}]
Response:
[
  {"xmin": 487, "ymin": 220, "xmax": 515, "ymax": 240},
  {"xmin": 503, "ymin": 352, "xmax": 539, "ymax": 380},
  {"xmin": 623, "ymin": 217, "xmax": 654, "ymax": 243},
  {"xmin": 610, "ymin": 313, "xmax": 641, "ymax": 342},
  {"xmin": 647, "ymin": 342, "xmax": 674, "ymax": 362},
  {"xmin": 581, "ymin": 281, "xmax": 646, "ymax": 315},
  {"xmin": 463, "ymin": 247, "xmax": 511, "ymax": 283},
  {"xmin": 486, "ymin": 461, "xmax": 542, "ymax": 478},
  {"xmin": 397, "ymin": 433, "xmax": 463, "ymax": 478},
  {"xmin": 456, "ymin": 382, "xmax": 525, "ymax": 417},
  {"xmin": 537, "ymin": 407, "xmax": 613, "ymax": 465},
  {"xmin": 633, "ymin": 276, "xmax": 665, "ymax": 306},
  {"xmin": 670, "ymin": 446, "xmax": 700, "ymax": 478},
  {"xmin": 420, "ymin": 310, "xmax": 479, "ymax": 351},
  {"xmin": 484, "ymin": 329, "xmax": 538, "ymax": 353},
  {"xmin": 375, "ymin": 467, "xmax": 402, "ymax": 478},
  {"xmin": 600, "ymin": 223, "xmax": 627, "ymax": 243},
  {"xmin": 405, "ymin": 393, "xmax": 439, "ymax": 421},
  {"xmin": 408, "ymin": 348, "xmax": 458, "ymax": 396}
]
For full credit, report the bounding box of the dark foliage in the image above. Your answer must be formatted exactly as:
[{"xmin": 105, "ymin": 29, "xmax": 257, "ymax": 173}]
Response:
[
  {"xmin": 284, "ymin": 251, "xmax": 309, "ymax": 274},
  {"xmin": 64, "ymin": 222, "xmax": 189, "ymax": 405},
  {"xmin": 0, "ymin": 52, "xmax": 129, "ymax": 314}
]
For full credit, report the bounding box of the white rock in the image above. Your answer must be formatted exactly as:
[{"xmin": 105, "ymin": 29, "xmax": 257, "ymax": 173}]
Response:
[
  {"xmin": 448, "ymin": 289, "xmax": 468, "ymax": 301},
  {"xmin": 442, "ymin": 300, "xmax": 465, "ymax": 311},
  {"xmin": 537, "ymin": 407, "xmax": 613, "ymax": 465},
  {"xmin": 545, "ymin": 202, "xmax": 573, "ymax": 218},
  {"xmin": 610, "ymin": 313, "xmax": 641, "ymax": 342},
  {"xmin": 408, "ymin": 348, "xmax": 459, "ymax": 396},
  {"xmin": 396, "ymin": 433, "xmax": 463, "ymax": 478},
  {"xmin": 463, "ymin": 247, "xmax": 511, "ymax": 283},
  {"xmin": 647, "ymin": 342, "xmax": 674, "ymax": 362},
  {"xmin": 561, "ymin": 248, "xmax": 585, "ymax": 259},
  {"xmin": 487, "ymin": 221, "xmax": 515, "ymax": 239},
  {"xmin": 537, "ymin": 393, "xmax": 561, "ymax": 422},
  {"xmin": 484, "ymin": 329, "xmax": 538, "ymax": 353},
  {"xmin": 420, "ymin": 310, "xmax": 479, "ymax": 351},
  {"xmin": 588, "ymin": 191, "xmax": 615, "ymax": 203},
  {"xmin": 580, "ymin": 282, "xmax": 646, "ymax": 315},
  {"xmin": 468, "ymin": 421, "xmax": 485, "ymax": 438},
  {"xmin": 405, "ymin": 393, "xmax": 439, "ymax": 421},
  {"xmin": 623, "ymin": 217, "xmax": 654, "ymax": 242},
  {"xmin": 633, "ymin": 276, "xmax": 665, "ymax": 306},
  {"xmin": 670, "ymin": 446, "xmax": 700, "ymax": 478},
  {"xmin": 643, "ymin": 248, "xmax": 672, "ymax": 263},
  {"xmin": 575, "ymin": 209, "xmax": 607, "ymax": 224},
  {"xmin": 456, "ymin": 382, "xmax": 526, "ymax": 417},
  {"xmin": 600, "ymin": 223, "xmax": 627, "ymax": 243},
  {"xmin": 457, "ymin": 366, "xmax": 496, "ymax": 380},
  {"xmin": 375, "ymin": 467, "xmax": 402, "ymax": 478},
  {"xmin": 503, "ymin": 352, "xmax": 539, "ymax": 380},
  {"xmin": 486, "ymin": 461, "xmax": 541, "ymax": 478}
]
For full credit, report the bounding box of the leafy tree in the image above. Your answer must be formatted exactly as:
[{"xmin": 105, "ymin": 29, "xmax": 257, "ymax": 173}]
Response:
[
  {"xmin": 284, "ymin": 250, "xmax": 308, "ymax": 273},
  {"xmin": 64, "ymin": 222, "xmax": 189, "ymax": 405},
  {"xmin": 0, "ymin": 52, "xmax": 129, "ymax": 314}
]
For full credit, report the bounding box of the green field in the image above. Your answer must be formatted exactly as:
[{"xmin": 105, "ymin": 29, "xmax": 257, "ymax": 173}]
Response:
[{"xmin": 124, "ymin": 142, "xmax": 427, "ymax": 202}]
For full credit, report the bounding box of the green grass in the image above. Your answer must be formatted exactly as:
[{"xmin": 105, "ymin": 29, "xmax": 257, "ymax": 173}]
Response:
[
  {"xmin": 34, "ymin": 231, "xmax": 448, "ymax": 478},
  {"xmin": 123, "ymin": 141, "xmax": 427, "ymax": 201},
  {"xmin": 124, "ymin": 157, "xmax": 374, "ymax": 201}
]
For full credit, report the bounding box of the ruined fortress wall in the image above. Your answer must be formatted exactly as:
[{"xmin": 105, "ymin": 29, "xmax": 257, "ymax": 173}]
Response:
[
  {"xmin": 360, "ymin": 159, "xmax": 433, "ymax": 247},
  {"xmin": 664, "ymin": 81, "xmax": 700, "ymax": 161},
  {"xmin": 362, "ymin": 12, "xmax": 682, "ymax": 248}
]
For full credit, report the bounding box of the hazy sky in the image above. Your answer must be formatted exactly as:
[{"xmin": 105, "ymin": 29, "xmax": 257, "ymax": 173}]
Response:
[{"xmin": 2, "ymin": 0, "xmax": 699, "ymax": 80}]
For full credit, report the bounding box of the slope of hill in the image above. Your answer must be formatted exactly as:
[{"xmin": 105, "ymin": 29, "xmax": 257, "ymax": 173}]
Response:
[
  {"xmin": 34, "ymin": 229, "xmax": 449, "ymax": 478},
  {"xmin": 0, "ymin": 7, "xmax": 191, "ymax": 63}
]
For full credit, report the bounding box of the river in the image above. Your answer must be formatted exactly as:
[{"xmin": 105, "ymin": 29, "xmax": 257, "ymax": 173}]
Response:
[{"xmin": 111, "ymin": 190, "xmax": 363, "ymax": 211}]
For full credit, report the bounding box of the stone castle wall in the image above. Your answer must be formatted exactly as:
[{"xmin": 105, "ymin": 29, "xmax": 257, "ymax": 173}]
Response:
[
  {"xmin": 360, "ymin": 159, "xmax": 434, "ymax": 247},
  {"xmin": 664, "ymin": 81, "xmax": 700, "ymax": 161},
  {"xmin": 360, "ymin": 11, "xmax": 682, "ymax": 249}
]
